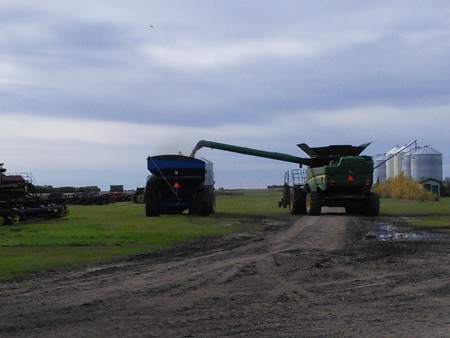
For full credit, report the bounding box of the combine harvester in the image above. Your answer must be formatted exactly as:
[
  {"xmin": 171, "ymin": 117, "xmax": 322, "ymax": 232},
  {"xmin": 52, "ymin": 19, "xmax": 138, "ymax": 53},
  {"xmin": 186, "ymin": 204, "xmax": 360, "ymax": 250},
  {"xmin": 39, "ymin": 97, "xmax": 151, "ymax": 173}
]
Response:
[
  {"xmin": 0, "ymin": 164, "xmax": 68, "ymax": 225},
  {"xmin": 190, "ymin": 140, "xmax": 380, "ymax": 216}
]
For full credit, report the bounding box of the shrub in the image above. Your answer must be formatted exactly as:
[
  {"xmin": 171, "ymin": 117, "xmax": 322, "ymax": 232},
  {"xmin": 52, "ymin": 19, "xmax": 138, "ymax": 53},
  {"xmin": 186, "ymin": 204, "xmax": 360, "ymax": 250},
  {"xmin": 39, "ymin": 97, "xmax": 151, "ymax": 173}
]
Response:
[{"xmin": 373, "ymin": 174, "xmax": 436, "ymax": 201}]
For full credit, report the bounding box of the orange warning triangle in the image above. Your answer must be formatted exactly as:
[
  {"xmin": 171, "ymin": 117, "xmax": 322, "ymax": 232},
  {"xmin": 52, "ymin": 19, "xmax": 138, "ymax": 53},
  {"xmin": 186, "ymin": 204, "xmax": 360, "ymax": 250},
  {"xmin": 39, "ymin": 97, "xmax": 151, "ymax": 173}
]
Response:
[
  {"xmin": 173, "ymin": 181, "xmax": 180, "ymax": 189},
  {"xmin": 347, "ymin": 175, "xmax": 354, "ymax": 182}
]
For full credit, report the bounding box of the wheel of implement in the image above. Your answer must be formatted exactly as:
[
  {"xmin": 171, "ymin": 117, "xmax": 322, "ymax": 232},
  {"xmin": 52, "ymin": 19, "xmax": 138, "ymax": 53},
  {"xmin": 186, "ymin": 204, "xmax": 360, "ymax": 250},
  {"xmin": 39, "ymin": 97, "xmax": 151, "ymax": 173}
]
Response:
[
  {"xmin": 195, "ymin": 188, "xmax": 211, "ymax": 216},
  {"xmin": 291, "ymin": 186, "xmax": 306, "ymax": 215},
  {"xmin": 366, "ymin": 195, "xmax": 380, "ymax": 216},
  {"xmin": 144, "ymin": 176, "xmax": 160, "ymax": 217},
  {"xmin": 133, "ymin": 189, "xmax": 145, "ymax": 204},
  {"xmin": 210, "ymin": 191, "xmax": 216, "ymax": 214},
  {"xmin": 306, "ymin": 191, "xmax": 322, "ymax": 215}
]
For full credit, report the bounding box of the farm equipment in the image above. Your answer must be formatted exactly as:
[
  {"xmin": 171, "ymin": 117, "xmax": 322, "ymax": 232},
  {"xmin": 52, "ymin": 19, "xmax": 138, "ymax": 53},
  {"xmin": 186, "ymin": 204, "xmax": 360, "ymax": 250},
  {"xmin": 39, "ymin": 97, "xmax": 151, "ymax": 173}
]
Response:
[
  {"xmin": 144, "ymin": 155, "xmax": 215, "ymax": 217},
  {"xmin": 0, "ymin": 164, "xmax": 68, "ymax": 225},
  {"xmin": 190, "ymin": 140, "xmax": 380, "ymax": 216}
]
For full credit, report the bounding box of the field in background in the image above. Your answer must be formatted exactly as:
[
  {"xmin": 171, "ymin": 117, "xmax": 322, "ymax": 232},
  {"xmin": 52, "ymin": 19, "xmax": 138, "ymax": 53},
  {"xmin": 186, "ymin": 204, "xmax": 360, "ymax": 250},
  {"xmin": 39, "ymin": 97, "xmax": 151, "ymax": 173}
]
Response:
[
  {"xmin": 381, "ymin": 197, "xmax": 450, "ymax": 232},
  {"xmin": 0, "ymin": 190, "xmax": 449, "ymax": 280}
]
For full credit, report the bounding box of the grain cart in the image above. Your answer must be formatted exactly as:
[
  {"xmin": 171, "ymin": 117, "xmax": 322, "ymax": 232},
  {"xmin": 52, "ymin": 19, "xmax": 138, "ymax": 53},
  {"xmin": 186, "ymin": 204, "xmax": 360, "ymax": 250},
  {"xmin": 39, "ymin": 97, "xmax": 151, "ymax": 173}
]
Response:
[
  {"xmin": 0, "ymin": 164, "xmax": 68, "ymax": 225},
  {"xmin": 144, "ymin": 155, "xmax": 215, "ymax": 217},
  {"xmin": 190, "ymin": 140, "xmax": 379, "ymax": 216}
]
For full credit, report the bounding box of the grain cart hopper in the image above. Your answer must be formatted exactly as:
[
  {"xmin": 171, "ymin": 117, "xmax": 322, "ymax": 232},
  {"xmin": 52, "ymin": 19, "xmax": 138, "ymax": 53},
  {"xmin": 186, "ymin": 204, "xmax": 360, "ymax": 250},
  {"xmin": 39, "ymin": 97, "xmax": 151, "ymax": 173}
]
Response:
[
  {"xmin": 144, "ymin": 155, "xmax": 215, "ymax": 217},
  {"xmin": 190, "ymin": 140, "xmax": 379, "ymax": 216},
  {"xmin": 0, "ymin": 164, "xmax": 68, "ymax": 225}
]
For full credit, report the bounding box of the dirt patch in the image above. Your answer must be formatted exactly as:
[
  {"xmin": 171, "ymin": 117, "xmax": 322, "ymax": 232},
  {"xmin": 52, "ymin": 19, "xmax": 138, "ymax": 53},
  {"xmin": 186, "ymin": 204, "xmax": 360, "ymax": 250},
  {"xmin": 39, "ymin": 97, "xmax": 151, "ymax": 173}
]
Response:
[{"xmin": 1, "ymin": 212, "xmax": 449, "ymax": 337}]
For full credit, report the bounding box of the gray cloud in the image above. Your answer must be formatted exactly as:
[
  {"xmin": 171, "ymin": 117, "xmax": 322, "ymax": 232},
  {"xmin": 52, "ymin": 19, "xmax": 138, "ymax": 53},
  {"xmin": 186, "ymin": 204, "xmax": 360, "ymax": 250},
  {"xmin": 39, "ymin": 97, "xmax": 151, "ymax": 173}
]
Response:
[{"xmin": 1, "ymin": 1, "xmax": 449, "ymax": 189}]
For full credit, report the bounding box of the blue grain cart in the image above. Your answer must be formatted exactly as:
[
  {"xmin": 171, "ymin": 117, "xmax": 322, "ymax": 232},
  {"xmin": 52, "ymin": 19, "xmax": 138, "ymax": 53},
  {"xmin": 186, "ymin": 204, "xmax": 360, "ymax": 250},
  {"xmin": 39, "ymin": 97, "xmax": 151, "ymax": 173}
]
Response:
[{"xmin": 144, "ymin": 155, "xmax": 215, "ymax": 217}]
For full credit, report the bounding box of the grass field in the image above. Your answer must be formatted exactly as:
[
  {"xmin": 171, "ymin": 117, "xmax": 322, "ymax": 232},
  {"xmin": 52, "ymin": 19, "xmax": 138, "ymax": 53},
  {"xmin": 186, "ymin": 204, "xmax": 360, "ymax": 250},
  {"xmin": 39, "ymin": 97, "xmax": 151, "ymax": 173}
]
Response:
[
  {"xmin": 0, "ymin": 190, "xmax": 287, "ymax": 280},
  {"xmin": 0, "ymin": 190, "xmax": 449, "ymax": 280},
  {"xmin": 381, "ymin": 197, "xmax": 450, "ymax": 231}
]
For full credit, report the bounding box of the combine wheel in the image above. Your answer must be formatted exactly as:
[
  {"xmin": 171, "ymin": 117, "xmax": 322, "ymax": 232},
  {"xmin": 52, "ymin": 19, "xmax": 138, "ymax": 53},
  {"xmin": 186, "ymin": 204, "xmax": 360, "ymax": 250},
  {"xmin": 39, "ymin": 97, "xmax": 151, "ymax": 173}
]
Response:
[
  {"xmin": 291, "ymin": 186, "xmax": 306, "ymax": 215},
  {"xmin": 195, "ymin": 188, "xmax": 211, "ymax": 216},
  {"xmin": 306, "ymin": 191, "xmax": 322, "ymax": 215},
  {"xmin": 366, "ymin": 195, "xmax": 380, "ymax": 216},
  {"xmin": 144, "ymin": 176, "xmax": 160, "ymax": 217}
]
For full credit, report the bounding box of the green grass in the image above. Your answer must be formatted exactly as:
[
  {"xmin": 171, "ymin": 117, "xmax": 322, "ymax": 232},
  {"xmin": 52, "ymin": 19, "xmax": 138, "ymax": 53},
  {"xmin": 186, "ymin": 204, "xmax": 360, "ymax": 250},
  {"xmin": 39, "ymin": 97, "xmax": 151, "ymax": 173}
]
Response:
[
  {"xmin": 0, "ymin": 189, "xmax": 287, "ymax": 280},
  {"xmin": 380, "ymin": 197, "xmax": 450, "ymax": 232},
  {"xmin": 2, "ymin": 190, "xmax": 448, "ymax": 281}
]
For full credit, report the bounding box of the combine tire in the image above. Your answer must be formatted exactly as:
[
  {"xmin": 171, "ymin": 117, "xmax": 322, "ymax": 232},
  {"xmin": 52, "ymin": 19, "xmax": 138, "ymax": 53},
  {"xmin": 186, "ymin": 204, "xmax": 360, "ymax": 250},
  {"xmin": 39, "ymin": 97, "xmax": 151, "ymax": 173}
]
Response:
[
  {"xmin": 291, "ymin": 186, "xmax": 306, "ymax": 215},
  {"xmin": 144, "ymin": 177, "xmax": 160, "ymax": 217},
  {"xmin": 195, "ymin": 188, "xmax": 211, "ymax": 216},
  {"xmin": 306, "ymin": 191, "xmax": 322, "ymax": 215},
  {"xmin": 366, "ymin": 195, "xmax": 380, "ymax": 216}
]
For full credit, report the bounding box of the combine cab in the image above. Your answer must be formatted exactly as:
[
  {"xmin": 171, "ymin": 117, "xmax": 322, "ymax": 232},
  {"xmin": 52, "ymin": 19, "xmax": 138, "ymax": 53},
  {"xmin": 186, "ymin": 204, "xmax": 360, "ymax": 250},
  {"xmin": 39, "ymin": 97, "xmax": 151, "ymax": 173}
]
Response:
[
  {"xmin": 190, "ymin": 140, "xmax": 380, "ymax": 216},
  {"xmin": 144, "ymin": 155, "xmax": 215, "ymax": 217},
  {"xmin": 0, "ymin": 164, "xmax": 68, "ymax": 225}
]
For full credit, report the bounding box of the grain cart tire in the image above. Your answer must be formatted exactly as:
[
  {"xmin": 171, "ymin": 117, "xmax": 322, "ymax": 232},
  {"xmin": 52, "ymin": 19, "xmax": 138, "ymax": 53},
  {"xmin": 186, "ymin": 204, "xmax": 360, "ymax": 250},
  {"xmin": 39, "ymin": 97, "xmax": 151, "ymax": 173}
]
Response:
[
  {"xmin": 210, "ymin": 190, "xmax": 216, "ymax": 213},
  {"xmin": 365, "ymin": 195, "xmax": 380, "ymax": 216},
  {"xmin": 291, "ymin": 186, "xmax": 306, "ymax": 215},
  {"xmin": 306, "ymin": 191, "xmax": 322, "ymax": 215},
  {"xmin": 144, "ymin": 176, "xmax": 160, "ymax": 217},
  {"xmin": 195, "ymin": 188, "xmax": 211, "ymax": 216}
]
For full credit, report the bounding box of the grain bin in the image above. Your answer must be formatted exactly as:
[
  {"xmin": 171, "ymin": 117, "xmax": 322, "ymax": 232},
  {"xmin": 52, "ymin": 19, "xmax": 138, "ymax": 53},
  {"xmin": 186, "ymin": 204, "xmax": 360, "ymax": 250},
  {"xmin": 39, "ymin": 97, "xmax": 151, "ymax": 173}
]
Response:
[
  {"xmin": 401, "ymin": 148, "xmax": 416, "ymax": 179},
  {"xmin": 410, "ymin": 146, "xmax": 443, "ymax": 182},
  {"xmin": 386, "ymin": 146, "xmax": 401, "ymax": 179},
  {"xmin": 373, "ymin": 153, "xmax": 387, "ymax": 183}
]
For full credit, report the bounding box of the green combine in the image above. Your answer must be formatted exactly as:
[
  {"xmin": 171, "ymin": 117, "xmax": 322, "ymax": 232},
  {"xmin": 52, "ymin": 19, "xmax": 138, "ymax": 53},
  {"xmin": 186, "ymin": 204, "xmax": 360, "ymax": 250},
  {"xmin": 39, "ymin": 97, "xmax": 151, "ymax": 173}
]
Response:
[{"xmin": 191, "ymin": 140, "xmax": 379, "ymax": 216}]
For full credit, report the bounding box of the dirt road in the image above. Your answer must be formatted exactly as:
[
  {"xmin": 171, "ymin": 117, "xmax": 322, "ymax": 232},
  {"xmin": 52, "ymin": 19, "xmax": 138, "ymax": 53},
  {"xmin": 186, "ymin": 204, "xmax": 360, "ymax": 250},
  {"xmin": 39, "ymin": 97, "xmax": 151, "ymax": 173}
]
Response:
[{"xmin": 1, "ymin": 212, "xmax": 449, "ymax": 337}]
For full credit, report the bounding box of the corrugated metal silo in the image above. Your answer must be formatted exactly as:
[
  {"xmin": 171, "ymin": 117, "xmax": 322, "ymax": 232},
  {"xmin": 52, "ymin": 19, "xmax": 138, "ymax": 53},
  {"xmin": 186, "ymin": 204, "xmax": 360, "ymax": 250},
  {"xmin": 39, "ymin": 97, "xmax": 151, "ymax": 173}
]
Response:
[
  {"xmin": 401, "ymin": 148, "xmax": 416, "ymax": 178},
  {"xmin": 394, "ymin": 150, "xmax": 404, "ymax": 177},
  {"xmin": 410, "ymin": 146, "xmax": 443, "ymax": 182},
  {"xmin": 373, "ymin": 153, "xmax": 387, "ymax": 183},
  {"xmin": 386, "ymin": 146, "xmax": 400, "ymax": 179}
]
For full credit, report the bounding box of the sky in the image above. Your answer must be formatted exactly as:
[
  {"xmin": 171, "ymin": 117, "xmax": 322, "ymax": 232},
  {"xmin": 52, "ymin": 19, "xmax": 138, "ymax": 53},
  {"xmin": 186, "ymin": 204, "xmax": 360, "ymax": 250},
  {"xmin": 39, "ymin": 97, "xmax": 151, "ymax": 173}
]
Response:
[{"xmin": 1, "ymin": 1, "xmax": 449, "ymax": 190}]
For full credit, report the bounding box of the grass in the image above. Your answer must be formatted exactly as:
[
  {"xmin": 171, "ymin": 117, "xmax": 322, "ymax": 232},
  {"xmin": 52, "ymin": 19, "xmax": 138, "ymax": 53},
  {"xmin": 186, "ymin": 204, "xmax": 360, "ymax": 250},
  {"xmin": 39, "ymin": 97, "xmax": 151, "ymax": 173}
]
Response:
[
  {"xmin": 380, "ymin": 197, "xmax": 450, "ymax": 232},
  {"xmin": 1, "ymin": 190, "xmax": 448, "ymax": 280},
  {"xmin": 0, "ymin": 189, "xmax": 287, "ymax": 280}
]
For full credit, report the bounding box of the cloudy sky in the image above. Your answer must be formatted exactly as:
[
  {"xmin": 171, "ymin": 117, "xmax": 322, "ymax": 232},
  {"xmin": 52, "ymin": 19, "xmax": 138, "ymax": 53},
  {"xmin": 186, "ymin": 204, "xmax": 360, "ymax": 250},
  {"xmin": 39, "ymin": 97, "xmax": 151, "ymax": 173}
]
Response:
[{"xmin": 1, "ymin": 1, "xmax": 449, "ymax": 190}]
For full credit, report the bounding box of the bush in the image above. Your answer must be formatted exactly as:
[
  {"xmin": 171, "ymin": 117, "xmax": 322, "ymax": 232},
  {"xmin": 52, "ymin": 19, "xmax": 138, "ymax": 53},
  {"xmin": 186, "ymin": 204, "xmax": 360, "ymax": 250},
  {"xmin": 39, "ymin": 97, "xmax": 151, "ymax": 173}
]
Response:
[{"xmin": 373, "ymin": 174, "xmax": 436, "ymax": 201}]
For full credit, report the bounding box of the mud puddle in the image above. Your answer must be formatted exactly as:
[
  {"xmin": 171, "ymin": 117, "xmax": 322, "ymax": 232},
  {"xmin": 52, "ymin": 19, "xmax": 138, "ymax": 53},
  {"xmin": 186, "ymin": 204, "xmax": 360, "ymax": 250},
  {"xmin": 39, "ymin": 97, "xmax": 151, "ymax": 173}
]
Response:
[{"xmin": 366, "ymin": 221, "xmax": 450, "ymax": 242}]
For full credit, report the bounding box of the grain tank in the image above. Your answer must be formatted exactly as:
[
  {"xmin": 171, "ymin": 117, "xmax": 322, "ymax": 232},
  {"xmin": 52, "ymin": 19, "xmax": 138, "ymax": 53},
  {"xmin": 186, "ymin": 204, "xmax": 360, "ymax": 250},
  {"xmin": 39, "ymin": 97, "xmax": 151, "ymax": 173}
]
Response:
[{"xmin": 191, "ymin": 140, "xmax": 379, "ymax": 216}]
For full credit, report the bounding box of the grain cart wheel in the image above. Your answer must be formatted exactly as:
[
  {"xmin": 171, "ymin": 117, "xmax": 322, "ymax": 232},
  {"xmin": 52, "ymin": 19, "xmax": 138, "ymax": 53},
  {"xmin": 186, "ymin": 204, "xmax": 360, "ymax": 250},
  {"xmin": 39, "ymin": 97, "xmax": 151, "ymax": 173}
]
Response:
[
  {"xmin": 144, "ymin": 176, "xmax": 160, "ymax": 217},
  {"xmin": 210, "ymin": 190, "xmax": 216, "ymax": 213},
  {"xmin": 306, "ymin": 191, "xmax": 322, "ymax": 215},
  {"xmin": 195, "ymin": 188, "xmax": 211, "ymax": 216},
  {"xmin": 291, "ymin": 186, "xmax": 306, "ymax": 215},
  {"xmin": 365, "ymin": 195, "xmax": 380, "ymax": 216}
]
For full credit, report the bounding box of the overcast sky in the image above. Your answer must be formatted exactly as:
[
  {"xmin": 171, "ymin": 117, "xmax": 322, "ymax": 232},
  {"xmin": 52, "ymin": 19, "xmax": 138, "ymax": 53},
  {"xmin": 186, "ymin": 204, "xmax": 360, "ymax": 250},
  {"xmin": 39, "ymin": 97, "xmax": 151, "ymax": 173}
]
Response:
[{"xmin": 1, "ymin": 1, "xmax": 449, "ymax": 190}]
